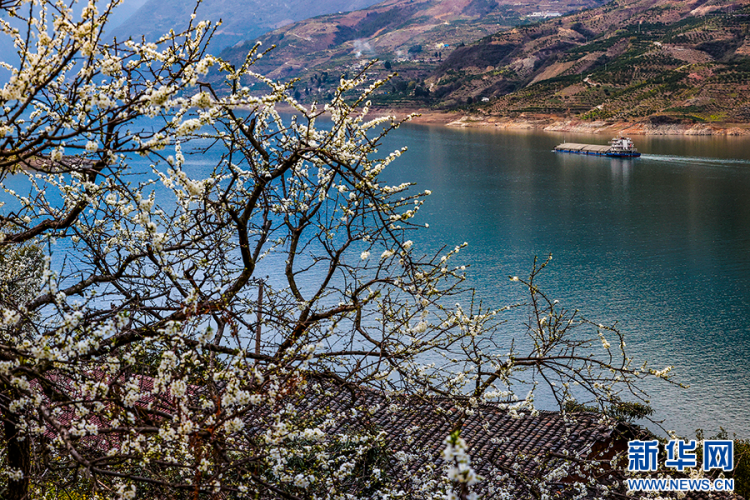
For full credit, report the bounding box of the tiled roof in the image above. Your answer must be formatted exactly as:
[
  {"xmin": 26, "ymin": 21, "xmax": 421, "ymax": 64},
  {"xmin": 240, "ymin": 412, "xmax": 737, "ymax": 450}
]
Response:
[
  {"xmin": 261, "ymin": 382, "xmax": 739, "ymax": 499},
  {"xmin": 43, "ymin": 372, "xmax": 739, "ymax": 499},
  {"xmin": 268, "ymin": 382, "xmax": 628, "ymax": 497}
]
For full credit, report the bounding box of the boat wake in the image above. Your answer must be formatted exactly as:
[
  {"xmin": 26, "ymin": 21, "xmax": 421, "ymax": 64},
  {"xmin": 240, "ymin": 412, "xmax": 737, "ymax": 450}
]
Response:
[{"xmin": 639, "ymin": 154, "xmax": 750, "ymax": 166}]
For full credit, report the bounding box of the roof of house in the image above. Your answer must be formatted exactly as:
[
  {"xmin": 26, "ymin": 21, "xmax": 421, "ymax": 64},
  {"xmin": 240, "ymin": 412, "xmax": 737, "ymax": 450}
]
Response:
[
  {"xmin": 292, "ymin": 382, "xmax": 623, "ymax": 473},
  {"xmin": 41, "ymin": 371, "xmax": 739, "ymax": 499},
  {"xmin": 263, "ymin": 381, "xmax": 631, "ymax": 497},
  {"xmin": 259, "ymin": 381, "xmax": 739, "ymax": 499}
]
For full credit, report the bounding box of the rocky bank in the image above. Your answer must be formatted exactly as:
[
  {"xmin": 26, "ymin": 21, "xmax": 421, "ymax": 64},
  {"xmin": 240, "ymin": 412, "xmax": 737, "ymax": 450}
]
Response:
[{"xmin": 437, "ymin": 114, "xmax": 750, "ymax": 136}]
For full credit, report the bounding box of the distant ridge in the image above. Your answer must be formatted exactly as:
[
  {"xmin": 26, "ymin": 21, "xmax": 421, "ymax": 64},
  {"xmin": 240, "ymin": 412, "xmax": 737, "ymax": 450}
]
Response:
[
  {"xmin": 215, "ymin": 0, "xmax": 750, "ymax": 127},
  {"xmin": 109, "ymin": 0, "xmax": 382, "ymax": 53},
  {"xmin": 217, "ymin": 0, "xmax": 603, "ymax": 99}
]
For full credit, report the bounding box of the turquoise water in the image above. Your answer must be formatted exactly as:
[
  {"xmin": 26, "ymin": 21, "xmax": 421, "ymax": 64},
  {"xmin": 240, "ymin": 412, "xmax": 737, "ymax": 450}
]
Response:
[
  {"xmin": 378, "ymin": 125, "xmax": 750, "ymax": 437},
  {"xmin": 4, "ymin": 117, "xmax": 749, "ymax": 437}
]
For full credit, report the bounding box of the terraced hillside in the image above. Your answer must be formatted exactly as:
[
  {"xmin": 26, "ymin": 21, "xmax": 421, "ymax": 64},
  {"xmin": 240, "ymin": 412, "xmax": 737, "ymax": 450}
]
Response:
[{"xmin": 425, "ymin": 0, "xmax": 750, "ymax": 124}]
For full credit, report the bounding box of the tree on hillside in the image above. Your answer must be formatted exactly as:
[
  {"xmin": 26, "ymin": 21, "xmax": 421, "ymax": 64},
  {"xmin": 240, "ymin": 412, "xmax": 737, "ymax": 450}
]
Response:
[{"xmin": 0, "ymin": 1, "xmax": 677, "ymax": 499}]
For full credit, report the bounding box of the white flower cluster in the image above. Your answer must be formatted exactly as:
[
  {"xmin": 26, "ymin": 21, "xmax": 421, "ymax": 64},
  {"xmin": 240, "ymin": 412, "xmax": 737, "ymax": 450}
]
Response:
[{"xmin": 442, "ymin": 430, "xmax": 482, "ymax": 500}]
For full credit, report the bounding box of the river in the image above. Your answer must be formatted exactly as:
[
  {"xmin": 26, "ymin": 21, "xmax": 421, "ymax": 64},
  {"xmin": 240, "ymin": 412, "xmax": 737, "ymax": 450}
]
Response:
[
  {"xmin": 3, "ymin": 116, "xmax": 748, "ymax": 438},
  {"xmin": 378, "ymin": 124, "xmax": 750, "ymax": 438}
]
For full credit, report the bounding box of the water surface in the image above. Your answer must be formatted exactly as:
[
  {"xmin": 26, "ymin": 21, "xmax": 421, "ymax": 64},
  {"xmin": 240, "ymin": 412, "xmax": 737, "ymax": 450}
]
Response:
[
  {"xmin": 379, "ymin": 125, "xmax": 750, "ymax": 437},
  {"xmin": 4, "ymin": 117, "xmax": 748, "ymax": 437}
]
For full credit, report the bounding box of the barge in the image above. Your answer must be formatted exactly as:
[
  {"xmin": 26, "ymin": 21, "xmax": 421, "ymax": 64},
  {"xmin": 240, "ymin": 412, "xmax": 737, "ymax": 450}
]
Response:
[{"xmin": 554, "ymin": 137, "xmax": 641, "ymax": 157}]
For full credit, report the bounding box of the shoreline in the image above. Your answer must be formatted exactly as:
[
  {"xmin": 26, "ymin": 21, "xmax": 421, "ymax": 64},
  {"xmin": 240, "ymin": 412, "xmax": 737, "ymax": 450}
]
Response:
[
  {"xmin": 273, "ymin": 103, "xmax": 750, "ymax": 136},
  {"xmin": 371, "ymin": 108, "xmax": 750, "ymax": 136}
]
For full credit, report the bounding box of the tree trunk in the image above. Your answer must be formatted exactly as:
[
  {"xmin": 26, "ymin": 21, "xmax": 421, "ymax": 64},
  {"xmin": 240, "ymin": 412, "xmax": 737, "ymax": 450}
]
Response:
[{"xmin": 3, "ymin": 413, "xmax": 31, "ymax": 500}]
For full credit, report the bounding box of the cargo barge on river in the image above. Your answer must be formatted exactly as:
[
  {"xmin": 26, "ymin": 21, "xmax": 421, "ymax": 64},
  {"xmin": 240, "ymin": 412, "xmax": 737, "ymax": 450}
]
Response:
[{"xmin": 554, "ymin": 137, "xmax": 641, "ymax": 157}]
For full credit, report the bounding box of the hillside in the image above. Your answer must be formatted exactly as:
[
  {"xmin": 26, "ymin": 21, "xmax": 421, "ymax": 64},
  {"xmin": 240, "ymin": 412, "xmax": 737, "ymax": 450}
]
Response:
[
  {"xmin": 216, "ymin": 0, "xmax": 750, "ymax": 127},
  {"xmin": 108, "ymin": 0, "xmax": 382, "ymax": 52},
  {"xmin": 423, "ymin": 0, "xmax": 750, "ymax": 124},
  {"xmin": 219, "ymin": 0, "xmax": 604, "ymax": 99}
]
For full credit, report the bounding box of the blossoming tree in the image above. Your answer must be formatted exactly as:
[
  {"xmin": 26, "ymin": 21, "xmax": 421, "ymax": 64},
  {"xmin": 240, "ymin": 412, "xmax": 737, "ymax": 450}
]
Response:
[{"xmin": 0, "ymin": 1, "xmax": 677, "ymax": 499}]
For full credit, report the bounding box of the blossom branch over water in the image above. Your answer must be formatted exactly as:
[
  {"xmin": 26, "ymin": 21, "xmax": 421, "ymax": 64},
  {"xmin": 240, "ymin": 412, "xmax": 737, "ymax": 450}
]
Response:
[{"xmin": 0, "ymin": 1, "xmax": 680, "ymax": 498}]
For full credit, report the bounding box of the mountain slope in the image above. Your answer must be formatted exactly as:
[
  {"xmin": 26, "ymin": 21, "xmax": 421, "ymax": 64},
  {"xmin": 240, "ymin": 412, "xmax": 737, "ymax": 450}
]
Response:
[
  {"xmin": 425, "ymin": 0, "xmax": 750, "ymax": 123},
  {"xmin": 219, "ymin": 0, "xmax": 604, "ymax": 89},
  {"xmin": 109, "ymin": 0, "xmax": 382, "ymax": 52}
]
